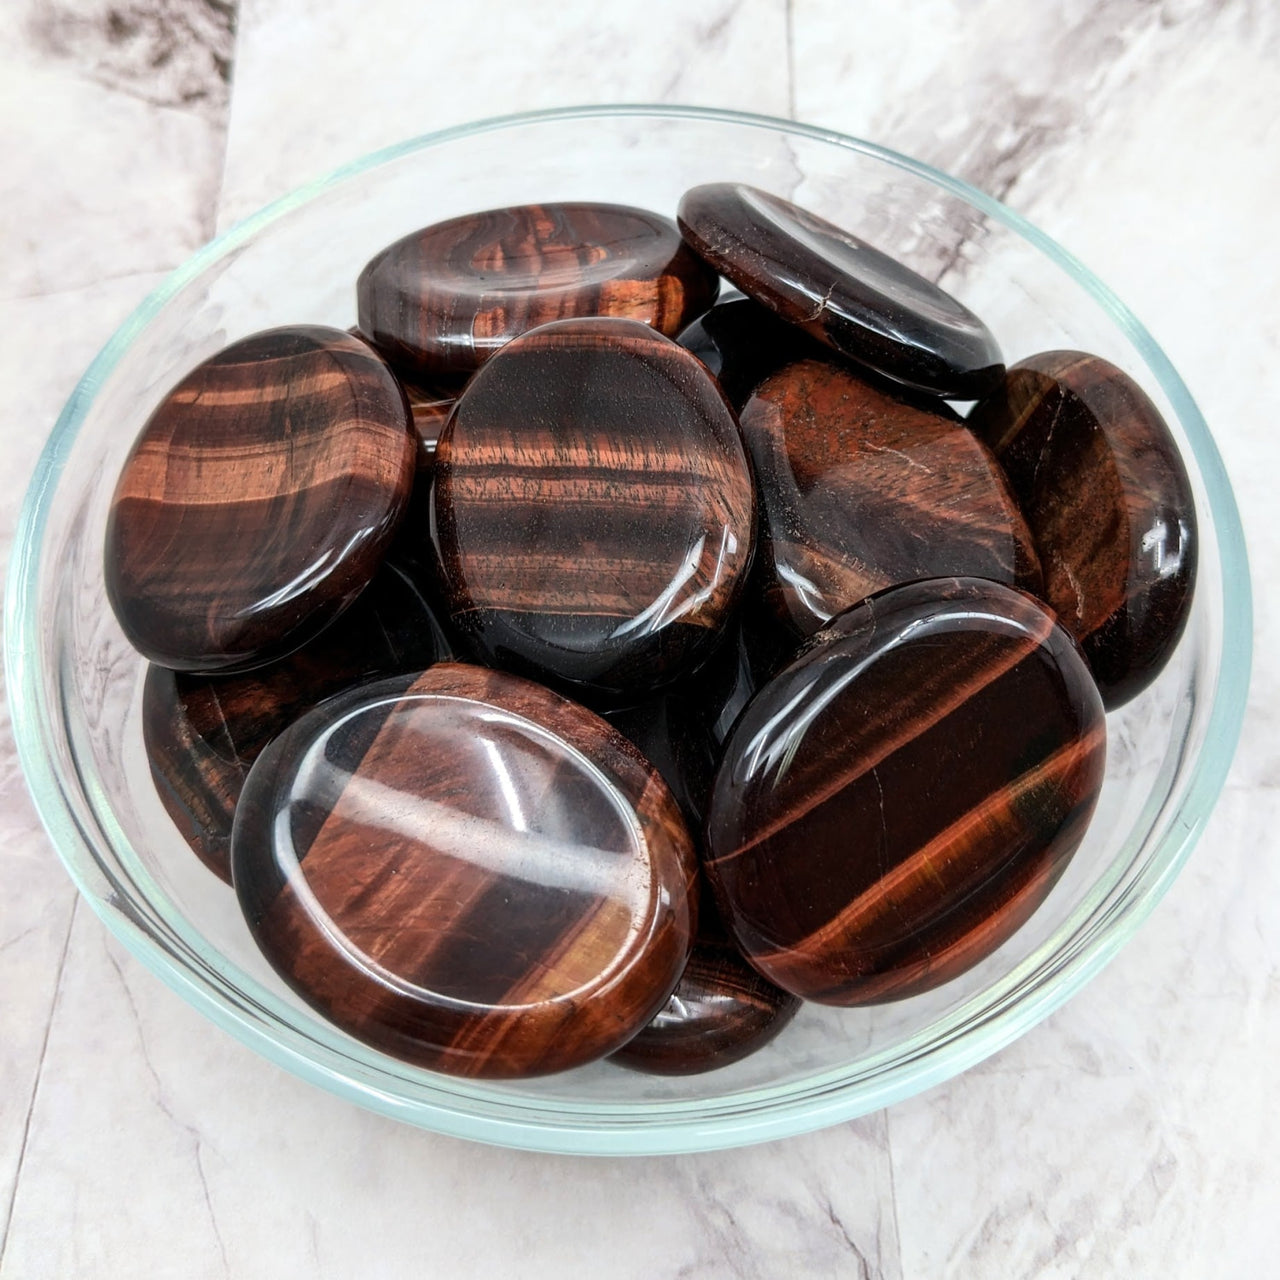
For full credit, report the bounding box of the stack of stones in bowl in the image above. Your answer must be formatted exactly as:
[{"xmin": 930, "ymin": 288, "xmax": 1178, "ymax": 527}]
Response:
[{"xmin": 104, "ymin": 184, "xmax": 1197, "ymax": 1080}]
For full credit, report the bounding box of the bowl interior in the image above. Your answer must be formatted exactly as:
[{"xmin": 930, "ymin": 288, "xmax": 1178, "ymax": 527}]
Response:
[{"xmin": 7, "ymin": 107, "xmax": 1249, "ymax": 1154}]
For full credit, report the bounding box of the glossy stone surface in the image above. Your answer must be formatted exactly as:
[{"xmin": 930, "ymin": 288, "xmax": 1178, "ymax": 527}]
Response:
[
  {"xmin": 232, "ymin": 663, "xmax": 699, "ymax": 1078},
  {"xmin": 430, "ymin": 317, "xmax": 756, "ymax": 695},
  {"xmin": 144, "ymin": 561, "xmax": 452, "ymax": 883},
  {"xmin": 677, "ymin": 291, "xmax": 828, "ymax": 409},
  {"xmin": 677, "ymin": 183, "xmax": 1005, "ymax": 399},
  {"xmin": 105, "ymin": 326, "xmax": 415, "ymax": 672},
  {"xmin": 740, "ymin": 358, "xmax": 1041, "ymax": 637},
  {"xmin": 610, "ymin": 892, "xmax": 800, "ymax": 1076},
  {"xmin": 968, "ymin": 351, "xmax": 1198, "ymax": 708},
  {"xmin": 357, "ymin": 202, "xmax": 720, "ymax": 379},
  {"xmin": 705, "ymin": 578, "xmax": 1106, "ymax": 1006}
]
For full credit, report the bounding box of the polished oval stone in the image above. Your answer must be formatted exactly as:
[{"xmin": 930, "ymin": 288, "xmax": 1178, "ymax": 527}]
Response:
[
  {"xmin": 677, "ymin": 291, "xmax": 828, "ymax": 409},
  {"xmin": 145, "ymin": 561, "xmax": 453, "ymax": 883},
  {"xmin": 430, "ymin": 317, "xmax": 756, "ymax": 694},
  {"xmin": 105, "ymin": 325, "xmax": 415, "ymax": 672},
  {"xmin": 610, "ymin": 892, "xmax": 800, "ymax": 1076},
  {"xmin": 357, "ymin": 202, "xmax": 720, "ymax": 379},
  {"xmin": 232, "ymin": 662, "xmax": 699, "ymax": 1078},
  {"xmin": 677, "ymin": 183, "xmax": 1004, "ymax": 399},
  {"xmin": 705, "ymin": 578, "xmax": 1106, "ymax": 1006},
  {"xmin": 740, "ymin": 358, "xmax": 1041, "ymax": 637},
  {"xmin": 968, "ymin": 351, "xmax": 1197, "ymax": 708}
]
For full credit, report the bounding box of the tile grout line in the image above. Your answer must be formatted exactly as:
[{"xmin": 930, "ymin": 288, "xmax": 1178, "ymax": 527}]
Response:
[
  {"xmin": 883, "ymin": 1106, "xmax": 905, "ymax": 1280},
  {"xmin": 785, "ymin": 0, "xmax": 797, "ymax": 119},
  {"xmin": 206, "ymin": 2, "xmax": 244, "ymax": 237},
  {"xmin": 0, "ymin": 897, "xmax": 78, "ymax": 1270}
]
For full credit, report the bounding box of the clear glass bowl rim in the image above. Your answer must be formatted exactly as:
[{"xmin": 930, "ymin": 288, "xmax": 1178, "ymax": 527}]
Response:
[{"xmin": 4, "ymin": 103, "xmax": 1253, "ymax": 1156}]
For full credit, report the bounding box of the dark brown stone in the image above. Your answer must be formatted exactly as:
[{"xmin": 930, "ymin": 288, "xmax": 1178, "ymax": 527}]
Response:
[
  {"xmin": 231, "ymin": 663, "xmax": 699, "ymax": 1079},
  {"xmin": 144, "ymin": 561, "xmax": 453, "ymax": 883},
  {"xmin": 428, "ymin": 317, "xmax": 756, "ymax": 695},
  {"xmin": 704, "ymin": 578, "xmax": 1106, "ymax": 1006},
  {"xmin": 677, "ymin": 183, "xmax": 1004, "ymax": 399},
  {"xmin": 740, "ymin": 358, "xmax": 1041, "ymax": 636},
  {"xmin": 610, "ymin": 892, "xmax": 800, "ymax": 1076},
  {"xmin": 968, "ymin": 351, "xmax": 1197, "ymax": 708},
  {"xmin": 677, "ymin": 291, "xmax": 829, "ymax": 409},
  {"xmin": 357, "ymin": 202, "xmax": 720, "ymax": 379},
  {"xmin": 105, "ymin": 326, "xmax": 415, "ymax": 672}
]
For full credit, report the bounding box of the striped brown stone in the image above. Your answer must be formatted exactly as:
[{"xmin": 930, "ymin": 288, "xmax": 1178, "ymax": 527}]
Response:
[
  {"xmin": 357, "ymin": 202, "xmax": 720, "ymax": 379},
  {"xmin": 105, "ymin": 325, "xmax": 415, "ymax": 671},
  {"xmin": 231, "ymin": 662, "xmax": 699, "ymax": 1078},
  {"xmin": 610, "ymin": 890, "xmax": 800, "ymax": 1076},
  {"xmin": 704, "ymin": 578, "xmax": 1106, "ymax": 1006},
  {"xmin": 677, "ymin": 183, "xmax": 1004, "ymax": 398},
  {"xmin": 740, "ymin": 358, "xmax": 1041, "ymax": 637},
  {"xmin": 968, "ymin": 351, "xmax": 1197, "ymax": 708},
  {"xmin": 428, "ymin": 317, "xmax": 756, "ymax": 694},
  {"xmin": 144, "ymin": 561, "xmax": 453, "ymax": 883}
]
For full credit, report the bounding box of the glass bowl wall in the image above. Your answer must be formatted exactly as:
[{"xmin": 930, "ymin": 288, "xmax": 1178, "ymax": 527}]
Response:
[{"xmin": 6, "ymin": 106, "xmax": 1250, "ymax": 1155}]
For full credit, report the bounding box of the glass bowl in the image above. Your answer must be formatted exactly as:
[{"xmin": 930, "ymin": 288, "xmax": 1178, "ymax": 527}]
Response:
[{"xmin": 5, "ymin": 105, "xmax": 1250, "ymax": 1155}]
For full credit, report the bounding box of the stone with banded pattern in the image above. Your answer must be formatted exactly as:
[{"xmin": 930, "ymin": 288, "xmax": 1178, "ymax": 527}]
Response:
[
  {"xmin": 144, "ymin": 560, "xmax": 453, "ymax": 883},
  {"xmin": 105, "ymin": 325, "xmax": 415, "ymax": 672},
  {"xmin": 357, "ymin": 202, "xmax": 719, "ymax": 380},
  {"xmin": 610, "ymin": 891, "xmax": 800, "ymax": 1076},
  {"xmin": 740, "ymin": 357, "xmax": 1041, "ymax": 637},
  {"xmin": 705, "ymin": 577, "xmax": 1106, "ymax": 1006},
  {"xmin": 429, "ymin": 317, "xmax": 756, "ymax": 695},
  {"xmin": 677, "ymin": 183, "xmax": 1004, "ymax": 399},
  {"xmin": 231, "ymin": 662, "xmax": 699, "ymax": 1079},
  {"xmin": 968, "ymin": 351, "xmax": 1197, "ymax": 708}
]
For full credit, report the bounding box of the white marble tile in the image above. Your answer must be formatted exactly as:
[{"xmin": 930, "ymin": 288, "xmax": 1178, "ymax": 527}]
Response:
[
  {"xmin": 217, "ymin": 0, "xmax": 790, "ymax": 228},
  {"xmin": 0, "ymin": 0, "xmax": 232, "ymax": 298},
  {"xmin": 1, "ymin": 915, "xmax": 900, "ymax": 1278},
  {"xmin": 888, "ymin": 786, "xmax": 1280, "ymax": 1278}
]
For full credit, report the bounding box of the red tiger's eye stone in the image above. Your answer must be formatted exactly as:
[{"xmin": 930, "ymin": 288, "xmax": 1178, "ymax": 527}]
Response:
[
  {"xmin": 105, "ymin": 325, "xmax": 415, "ymax": 672},
  {"xmin": 968, "ymin": 351, "xmax": 1197, "ymax": 708},
  {"xmin": 740, "ymin": 357, "xmax": 1040, "ymax": 636},
  {"xmin": 429, "ymin": 317, "xmax": 756, "ymax": 695},
  {"xmin": 677, "ymin": 183, "xmax": 1004, "ymax": 399},
  {"xmin": 705, "ymin": 578, "xmax": 1106, "ymax": 1006},
  {"xmin": 357, "ymin": 201, "xmax": 720, "ymax": 379},
  {"xmin": 231, "ymin": 663, "xmax": 699, "ymax": 1079}
]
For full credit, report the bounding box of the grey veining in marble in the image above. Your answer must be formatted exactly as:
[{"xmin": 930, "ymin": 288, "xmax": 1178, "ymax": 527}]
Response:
[{"xmin": 25, "ymin": 0, "xmax": 235, "ymax": 110}]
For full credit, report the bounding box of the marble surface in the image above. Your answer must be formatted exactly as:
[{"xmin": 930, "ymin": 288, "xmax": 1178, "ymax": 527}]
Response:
[{"xmin": 1, "ymin": 0, "xmax": 1276, "ymax": 1275}]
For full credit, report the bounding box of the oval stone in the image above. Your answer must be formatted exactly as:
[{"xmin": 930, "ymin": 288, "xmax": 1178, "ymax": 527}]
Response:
[
  {"xmin": 740, "ymin": 358, "xmax": 1041, "ymax": 636},
  {"xmin": 677, "ymin": 183, "xmax": 1004, "ymax": 398},
  {"xmin": 429, "ymin": 317, "xmax": 756, "ymax": 695},
  {"xmin": 231, "ymin": 663, "xmax": 699, "ymax": 1078},
  {"xmin": 705, "ymin": 578, "xmax": 1106, "ymax": 1006},
  {"xmin": 610, "ymin": 893, "xmax": 800, "ymax": 1076},
  {"xmin": 357, "ymin": 202, "xmax": 720, "ymax": 379},
  {"xmin": 144, "ymin": 561, "xmax": 453, "ymax": 883},
  {"xmin": 105, "ymin": 326, "xmax": 415, "ymax": 672},
  {"xmin": 968, "ymin": 351, "xmax": 1197, "ymax": 708}
]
